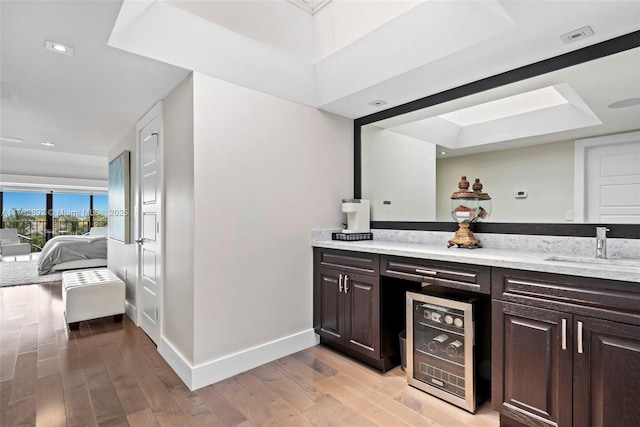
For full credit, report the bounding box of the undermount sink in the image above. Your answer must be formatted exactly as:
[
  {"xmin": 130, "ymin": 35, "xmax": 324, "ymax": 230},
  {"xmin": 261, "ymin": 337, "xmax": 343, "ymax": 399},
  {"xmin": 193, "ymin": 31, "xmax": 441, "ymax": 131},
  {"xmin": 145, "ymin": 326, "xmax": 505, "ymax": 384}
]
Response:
[{"xmin": 545, "ymin": 255, "xmax": 640, "ymax": 268}]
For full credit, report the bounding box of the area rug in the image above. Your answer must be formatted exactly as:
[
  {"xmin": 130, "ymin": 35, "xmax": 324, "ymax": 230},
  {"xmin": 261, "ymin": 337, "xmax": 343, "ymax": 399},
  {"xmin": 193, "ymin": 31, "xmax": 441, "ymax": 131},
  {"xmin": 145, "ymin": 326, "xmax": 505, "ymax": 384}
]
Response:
[{"xmin": 0, "ymin": 259, "xmax": 63, "ymax": 287}]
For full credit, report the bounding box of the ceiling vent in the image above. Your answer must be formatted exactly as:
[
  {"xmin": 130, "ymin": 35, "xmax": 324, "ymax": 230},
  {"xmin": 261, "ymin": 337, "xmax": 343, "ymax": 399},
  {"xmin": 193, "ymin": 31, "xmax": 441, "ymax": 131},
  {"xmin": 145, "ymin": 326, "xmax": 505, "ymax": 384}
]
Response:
[
  {"xmin": 560, "ymin": 26, "xmax": 594, "ymax": 44},
  {"xmin": 287, "ymin": 0, "xmax": 331, "ymax": 15}
]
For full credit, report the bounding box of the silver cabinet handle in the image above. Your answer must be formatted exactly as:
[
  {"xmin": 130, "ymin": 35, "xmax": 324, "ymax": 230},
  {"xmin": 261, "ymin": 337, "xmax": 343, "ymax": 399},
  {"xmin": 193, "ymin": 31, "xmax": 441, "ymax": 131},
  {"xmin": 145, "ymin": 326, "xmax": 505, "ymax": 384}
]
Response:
[
  {"xmin": 339, "ymin": 274, "xmax": 343, "ymax": 293},
  {"xmin": 577, "ymin": 320, "xmax": 583, "ymax": 354},
  {"xmin": 415, "ymin": 268, "xmax": 437, "ymax": 276},
  {"xmin": 561, "ymin": 318, "xmax": 567, "ymax": 350},
  {"xmin": 344, "ymin": 275, "xmax": 349, "ymax": 293}
]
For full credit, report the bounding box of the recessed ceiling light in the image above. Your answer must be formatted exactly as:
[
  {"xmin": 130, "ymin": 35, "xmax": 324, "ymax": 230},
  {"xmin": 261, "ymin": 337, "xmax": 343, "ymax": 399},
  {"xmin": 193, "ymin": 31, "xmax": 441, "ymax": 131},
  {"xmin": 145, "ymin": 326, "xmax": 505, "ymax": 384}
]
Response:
[
  {"xmin": 608, "ymin": 97, "xmax": 640, "ymax": 108},
  {"xmin": 0, "ymin": 136, "xmax": 24, "ymax": 143},
  {"xmin": 41, "ymin": 141, "xmax": 55, "ymax": 147},
  {"xmin": 440, "ymin": 151, "xmax": 447, "ymax": 155},
  {"xmin": 560, "ymin": 26, "xmax": 594, "ymax": 44},
  {"xmin": 45, "ymin": 40, "xmax": 74, "ymax": 56},
  {"xmin": 369, "ymin": 99, "xmax": 388, "ymax": 107}
]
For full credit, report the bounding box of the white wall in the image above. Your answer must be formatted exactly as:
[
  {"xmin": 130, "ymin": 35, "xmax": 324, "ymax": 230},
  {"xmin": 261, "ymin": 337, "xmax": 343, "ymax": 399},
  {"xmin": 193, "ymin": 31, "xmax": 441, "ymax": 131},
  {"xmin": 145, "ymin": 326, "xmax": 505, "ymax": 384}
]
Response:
[
  {"xmin": 436, "ymin": 140, "xmax": 575, "ymax": 222},
  {"xmin": 362, "ymin": 126, "xmax": 436, "ymax": 221},
  {"xmin": 162, "ymin": 74, "xmax": 195, "ymax": 363},
  {"xmin": 107, "ymin": 128, "xmax": 138, "ymax": 315},
  {"xmin": 190, "ymin": 72, "xmax": 353, "ymax": 373}
]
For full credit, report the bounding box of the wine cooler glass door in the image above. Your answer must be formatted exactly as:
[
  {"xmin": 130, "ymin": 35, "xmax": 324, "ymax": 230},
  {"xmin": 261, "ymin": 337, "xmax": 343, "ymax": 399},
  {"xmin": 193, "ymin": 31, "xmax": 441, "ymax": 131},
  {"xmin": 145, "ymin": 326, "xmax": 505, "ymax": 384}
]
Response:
[{"xmin": 406, "ymin": 292, "xmax": 476, "ymax": 412}]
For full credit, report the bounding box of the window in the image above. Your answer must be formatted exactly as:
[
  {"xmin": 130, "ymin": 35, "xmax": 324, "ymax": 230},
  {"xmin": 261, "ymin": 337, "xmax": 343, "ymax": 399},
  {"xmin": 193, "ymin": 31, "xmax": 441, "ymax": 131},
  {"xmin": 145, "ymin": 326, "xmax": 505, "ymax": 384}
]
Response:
[
  {"xmin": 2, "ymin": 191, "xmax": 47, "ymax": 249},
  {"xmin": 1, "ymin": 191, "xmax": 108, "ymax": 246},
  {"xmin": 93, "ymin": 195, "xmax": 108, "ymax": 227},
  {"xmin": 53, "ymin": 194, "xmax": 91, "ymax": 236}
]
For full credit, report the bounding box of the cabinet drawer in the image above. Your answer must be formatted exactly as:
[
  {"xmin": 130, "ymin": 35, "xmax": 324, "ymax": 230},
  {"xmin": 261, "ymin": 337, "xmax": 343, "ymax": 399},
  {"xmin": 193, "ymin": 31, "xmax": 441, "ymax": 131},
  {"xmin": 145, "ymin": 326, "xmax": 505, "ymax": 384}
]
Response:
[
  {"xmin": 381, "ymin": 256, "xmax": 490, "ymax": 294},
  {"xmin": 493, "ymin": 268, "xmax": 640, "ymax": 325},
  {"xmin": 314, "ymin": 248, "xmax": 379, "ymax": 276}
]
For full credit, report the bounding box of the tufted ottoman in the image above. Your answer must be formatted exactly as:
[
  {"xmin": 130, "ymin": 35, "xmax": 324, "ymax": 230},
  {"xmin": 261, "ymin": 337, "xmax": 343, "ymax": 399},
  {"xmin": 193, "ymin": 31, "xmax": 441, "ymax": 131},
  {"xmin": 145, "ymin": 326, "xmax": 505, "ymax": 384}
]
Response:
[{"xmin": 62, "ymin": 268, "xmax": 125, "ymax": 330}]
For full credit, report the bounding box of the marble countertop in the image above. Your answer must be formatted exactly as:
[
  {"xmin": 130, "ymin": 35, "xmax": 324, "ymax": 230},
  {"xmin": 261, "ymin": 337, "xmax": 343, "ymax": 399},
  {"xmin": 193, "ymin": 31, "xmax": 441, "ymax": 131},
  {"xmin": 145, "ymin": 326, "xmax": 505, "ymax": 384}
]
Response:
[{"xmin": 311, "ymin": 233, "xmax": 640, "ymax": 283}]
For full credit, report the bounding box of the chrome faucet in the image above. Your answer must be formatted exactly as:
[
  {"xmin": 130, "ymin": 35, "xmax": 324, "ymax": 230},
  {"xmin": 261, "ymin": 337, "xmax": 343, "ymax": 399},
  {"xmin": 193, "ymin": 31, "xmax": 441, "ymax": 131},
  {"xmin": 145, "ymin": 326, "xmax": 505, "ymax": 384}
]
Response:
[{"xmin": 596, "ymin": 227, "xmax": 610, "ymax": 259}]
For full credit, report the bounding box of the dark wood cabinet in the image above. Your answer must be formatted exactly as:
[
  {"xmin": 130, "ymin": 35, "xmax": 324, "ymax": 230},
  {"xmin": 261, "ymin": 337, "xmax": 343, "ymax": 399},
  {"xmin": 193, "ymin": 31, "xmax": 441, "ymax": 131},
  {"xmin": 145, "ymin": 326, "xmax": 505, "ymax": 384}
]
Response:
[
  {"xmin": 315, "ymin": 267, "xmax": 380, "ymax": 358},
  {"xmin": 313, "ymin": 246, "xmax": 640, "ymax": 426},
  {"xmin": 493, "ymin": 301, "xmax": 572, "ymax": 427},
  {"xmin": 493, "ymin": 268, "xmax": 640, "ymax": 427},
  {"xmin": 314, "ymin": 248, "xmax": 492, "ymax": 372},
  {"xmin": 313, "ymin": 248, "xmax": 388, "ymax": 369},
  {"xmin": 382, "ymin": 255, "xmax": 491, "ymax": 294},
  {"xmin": 315, "ymin": 267, "xmax": 344, "ymax": 344},
  {"xmin": 573, "ymin": 316, "xmax": 640, "ymax": 427}
]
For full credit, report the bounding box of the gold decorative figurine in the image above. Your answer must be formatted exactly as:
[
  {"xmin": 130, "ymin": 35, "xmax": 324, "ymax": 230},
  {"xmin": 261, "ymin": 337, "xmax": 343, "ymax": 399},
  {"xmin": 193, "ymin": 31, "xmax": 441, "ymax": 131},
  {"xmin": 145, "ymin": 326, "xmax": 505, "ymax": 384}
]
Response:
[{"xmin": 448, "ymin": 176, "xmax": 491, "ymax": 249}]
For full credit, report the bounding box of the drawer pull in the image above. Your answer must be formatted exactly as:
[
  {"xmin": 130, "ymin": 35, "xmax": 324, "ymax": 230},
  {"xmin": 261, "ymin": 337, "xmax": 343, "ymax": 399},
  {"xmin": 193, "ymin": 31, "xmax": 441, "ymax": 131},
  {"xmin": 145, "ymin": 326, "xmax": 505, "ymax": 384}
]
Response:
[
  {"xmin": 339, "ymin": 274, "xmax": 343, "ymax": 293},
  {"xmin": 415, "ymin": 268, "xmax": 437, "ymax": 276},
  {"xmin": 577, "ymin": 321, "xmax": 583, "ymax": 354},
  {"xmin": 561, "ymin": 318, "xmax": 567, "ymax": 350}
]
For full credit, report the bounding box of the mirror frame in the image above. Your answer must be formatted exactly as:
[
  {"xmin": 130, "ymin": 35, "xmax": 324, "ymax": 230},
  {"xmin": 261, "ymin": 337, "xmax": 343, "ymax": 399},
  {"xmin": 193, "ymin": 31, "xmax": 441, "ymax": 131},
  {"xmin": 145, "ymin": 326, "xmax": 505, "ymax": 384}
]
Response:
[{"xmin": 354, "ymin": 30, "xmax": 640, "ymax": 239}]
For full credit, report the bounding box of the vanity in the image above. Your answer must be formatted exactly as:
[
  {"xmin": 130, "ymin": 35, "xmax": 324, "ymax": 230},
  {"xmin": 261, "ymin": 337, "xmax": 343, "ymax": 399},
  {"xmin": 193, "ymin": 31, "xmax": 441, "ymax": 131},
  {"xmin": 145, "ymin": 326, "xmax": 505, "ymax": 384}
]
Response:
[{"xmin": 312, "ymin": 231, "xmax": 640, "ymax": 427}]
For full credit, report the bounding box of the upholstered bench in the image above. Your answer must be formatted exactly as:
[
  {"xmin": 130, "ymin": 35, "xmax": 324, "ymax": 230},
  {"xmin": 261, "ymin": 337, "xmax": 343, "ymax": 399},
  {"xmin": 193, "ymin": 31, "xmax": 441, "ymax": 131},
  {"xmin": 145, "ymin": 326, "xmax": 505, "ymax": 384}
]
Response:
[{"xmin": 62, "ymin": 268, "xmax": 125, "ymax": 330}]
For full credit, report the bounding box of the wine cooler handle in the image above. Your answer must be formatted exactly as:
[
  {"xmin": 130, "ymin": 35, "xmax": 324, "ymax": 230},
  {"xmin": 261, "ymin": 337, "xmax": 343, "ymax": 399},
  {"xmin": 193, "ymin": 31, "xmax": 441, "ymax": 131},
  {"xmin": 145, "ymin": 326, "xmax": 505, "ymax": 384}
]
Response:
[
  {"xmin": 561, "ymin": 318, "xmax": 567, "ymax": 350},
  {"xmin": 339, "ymin": 274, "xmax": 343, "ymax": 293},
  {"xmin": 577, "ymin": 320, "xmax": 583, "ymax": 354},
  {"xmin": 344, "ymin": 275, "xmax": 349, "ymax": 293}
]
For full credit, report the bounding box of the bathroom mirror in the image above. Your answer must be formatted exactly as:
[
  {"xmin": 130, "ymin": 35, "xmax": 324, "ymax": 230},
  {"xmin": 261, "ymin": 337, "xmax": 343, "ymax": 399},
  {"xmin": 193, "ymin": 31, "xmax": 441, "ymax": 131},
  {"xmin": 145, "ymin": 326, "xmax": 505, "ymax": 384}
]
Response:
[{"xmin": 355, "ymin": 31, "xmax": 640, "ymax": 236}]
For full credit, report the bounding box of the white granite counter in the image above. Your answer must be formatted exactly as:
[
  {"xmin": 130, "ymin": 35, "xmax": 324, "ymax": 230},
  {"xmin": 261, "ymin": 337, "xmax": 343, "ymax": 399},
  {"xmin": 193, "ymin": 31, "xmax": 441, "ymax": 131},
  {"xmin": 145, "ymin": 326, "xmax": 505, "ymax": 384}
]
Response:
[{"xmin": 311, "ymin": 229, "xmax": 640, "ymax": 283}]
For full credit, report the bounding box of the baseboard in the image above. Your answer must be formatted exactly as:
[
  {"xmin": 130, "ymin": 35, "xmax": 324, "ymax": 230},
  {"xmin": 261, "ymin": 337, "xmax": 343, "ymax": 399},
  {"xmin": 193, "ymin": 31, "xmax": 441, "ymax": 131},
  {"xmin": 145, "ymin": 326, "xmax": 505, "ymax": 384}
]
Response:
[
  {"xmin": 158, "ymin": 338, "xmax": 193, "ymax": 388},
  {"xmin": 158, "ymin": 329, "xmax": 319, "ymax": 391},
  {"xmin": 124, "ymin": 299, "xmax": 137, "ymax": 325}
]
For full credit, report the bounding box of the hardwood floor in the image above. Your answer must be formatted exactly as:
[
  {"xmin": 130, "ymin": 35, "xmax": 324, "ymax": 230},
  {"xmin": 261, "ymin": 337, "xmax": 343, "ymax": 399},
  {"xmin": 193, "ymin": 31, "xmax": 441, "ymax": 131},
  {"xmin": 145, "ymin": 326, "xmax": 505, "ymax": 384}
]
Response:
[{"xmin": 0, "ymin": 283, "xmax": 499, "ymax": 426}]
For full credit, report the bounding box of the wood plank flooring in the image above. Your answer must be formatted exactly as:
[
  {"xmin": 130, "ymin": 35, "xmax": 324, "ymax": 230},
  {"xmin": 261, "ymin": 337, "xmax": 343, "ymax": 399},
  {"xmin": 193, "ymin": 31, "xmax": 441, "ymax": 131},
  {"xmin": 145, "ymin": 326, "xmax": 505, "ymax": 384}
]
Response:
[{"xmin": 0, "ymin": 283, "xmax": 499, "ymax": 426}]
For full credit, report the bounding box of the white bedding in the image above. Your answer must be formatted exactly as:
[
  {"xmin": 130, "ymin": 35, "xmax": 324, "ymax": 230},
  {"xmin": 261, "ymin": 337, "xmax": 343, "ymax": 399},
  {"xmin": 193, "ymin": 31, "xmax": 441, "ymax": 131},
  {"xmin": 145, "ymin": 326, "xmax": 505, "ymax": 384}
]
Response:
[
  {"xmin": 37, "ymin": 234, "xmax": 108, "ymax": 275},
  {"xmin": 51, "ymin": 258, "xmax": 108, "ymax": 272}
]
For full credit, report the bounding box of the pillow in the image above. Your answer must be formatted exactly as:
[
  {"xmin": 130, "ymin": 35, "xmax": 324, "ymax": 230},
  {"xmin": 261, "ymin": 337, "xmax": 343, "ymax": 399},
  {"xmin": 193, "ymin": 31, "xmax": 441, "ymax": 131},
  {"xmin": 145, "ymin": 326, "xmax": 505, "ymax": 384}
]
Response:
[{"xmin": 89, "ymin": 227, "xmax": 108, "ymax": 236}]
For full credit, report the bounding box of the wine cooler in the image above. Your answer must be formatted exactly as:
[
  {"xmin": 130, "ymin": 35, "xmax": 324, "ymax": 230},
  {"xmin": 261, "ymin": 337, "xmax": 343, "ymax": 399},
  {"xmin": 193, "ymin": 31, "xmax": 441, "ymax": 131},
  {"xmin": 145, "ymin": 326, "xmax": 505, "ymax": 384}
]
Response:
[{"xmin": 406, "ymin": 291, "xmax": 478, "ymax": 412}]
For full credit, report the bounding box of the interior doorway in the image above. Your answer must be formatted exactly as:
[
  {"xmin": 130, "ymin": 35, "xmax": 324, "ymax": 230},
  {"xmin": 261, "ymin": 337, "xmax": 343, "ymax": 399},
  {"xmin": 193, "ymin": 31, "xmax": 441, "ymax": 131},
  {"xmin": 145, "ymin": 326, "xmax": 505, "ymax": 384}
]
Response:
[
  {"xmin": 574, "ymin": 131, "xmax": 640, "ymax": 223},
  {"xmin": 136, "ymin": 102, "xmax": 163, "ymax": 344}
]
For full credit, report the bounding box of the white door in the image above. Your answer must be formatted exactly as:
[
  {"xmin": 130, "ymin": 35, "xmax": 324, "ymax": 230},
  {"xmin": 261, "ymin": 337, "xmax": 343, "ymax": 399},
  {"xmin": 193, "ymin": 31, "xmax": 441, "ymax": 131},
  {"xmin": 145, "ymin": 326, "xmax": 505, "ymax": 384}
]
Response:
[
  {"xmin": 137, "ymin": 105, "xmax": 162, "ymax": 344},
  {"xmin": 576, "ymin": 131, "xmax": 640, "ymax": 223}
]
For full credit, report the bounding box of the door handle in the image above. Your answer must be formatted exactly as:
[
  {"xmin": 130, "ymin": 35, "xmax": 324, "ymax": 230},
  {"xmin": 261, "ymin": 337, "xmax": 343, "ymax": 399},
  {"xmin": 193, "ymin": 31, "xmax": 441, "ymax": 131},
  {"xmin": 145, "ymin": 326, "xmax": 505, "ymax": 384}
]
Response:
[
  {"xmin": 339, "ymin": 274, "xmax": 343, "ymax": 293},
  {"xmin": 135, "ymin": 238, "xmax": 144, "ymax": 245},
  {"xmin": 577, "ymin": 320, "xmax": 583, "ymax": 354},
  {"xmin": 344, "ymin": 275, "xmax": 349, "ymax": 293},
  {"xmin": 561, "ymin": 318, "xmax": 567, "ymax": 350}
]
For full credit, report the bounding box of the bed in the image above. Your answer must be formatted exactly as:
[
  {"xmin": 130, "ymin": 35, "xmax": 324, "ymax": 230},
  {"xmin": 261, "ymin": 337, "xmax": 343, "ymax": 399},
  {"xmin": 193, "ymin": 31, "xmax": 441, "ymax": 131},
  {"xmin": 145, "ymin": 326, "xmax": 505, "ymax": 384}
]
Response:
[{"xmin": 37, "ymin": 227, "xmax": 108, "ymax": 275}]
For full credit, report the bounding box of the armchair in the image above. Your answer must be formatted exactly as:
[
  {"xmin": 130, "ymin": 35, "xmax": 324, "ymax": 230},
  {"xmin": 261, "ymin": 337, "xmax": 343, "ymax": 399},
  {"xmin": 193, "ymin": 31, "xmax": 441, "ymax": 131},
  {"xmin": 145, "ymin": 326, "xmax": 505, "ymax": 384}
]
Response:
[{"xmin": 0, "ymin": 228, "xmax": 32, "ymax": 258}]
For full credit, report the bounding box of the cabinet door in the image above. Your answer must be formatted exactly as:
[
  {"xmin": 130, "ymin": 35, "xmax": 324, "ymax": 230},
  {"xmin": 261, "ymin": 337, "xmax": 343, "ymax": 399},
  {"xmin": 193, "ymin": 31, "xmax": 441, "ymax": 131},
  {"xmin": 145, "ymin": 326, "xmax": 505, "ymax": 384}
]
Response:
[
  {"xmin": 314, "ymin": 267, "xmax": 345, "ymax": 345},
  {"xmin": 344, "ymin": 273, "xmax": 380, "ymax": 358},
  {"xmin": 573, "ymin": 317, "xmax": 640, "ymax": 427},
  {"xmin": 494, "ymin": 301, "xmax": 573, "ymax": 427}
]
